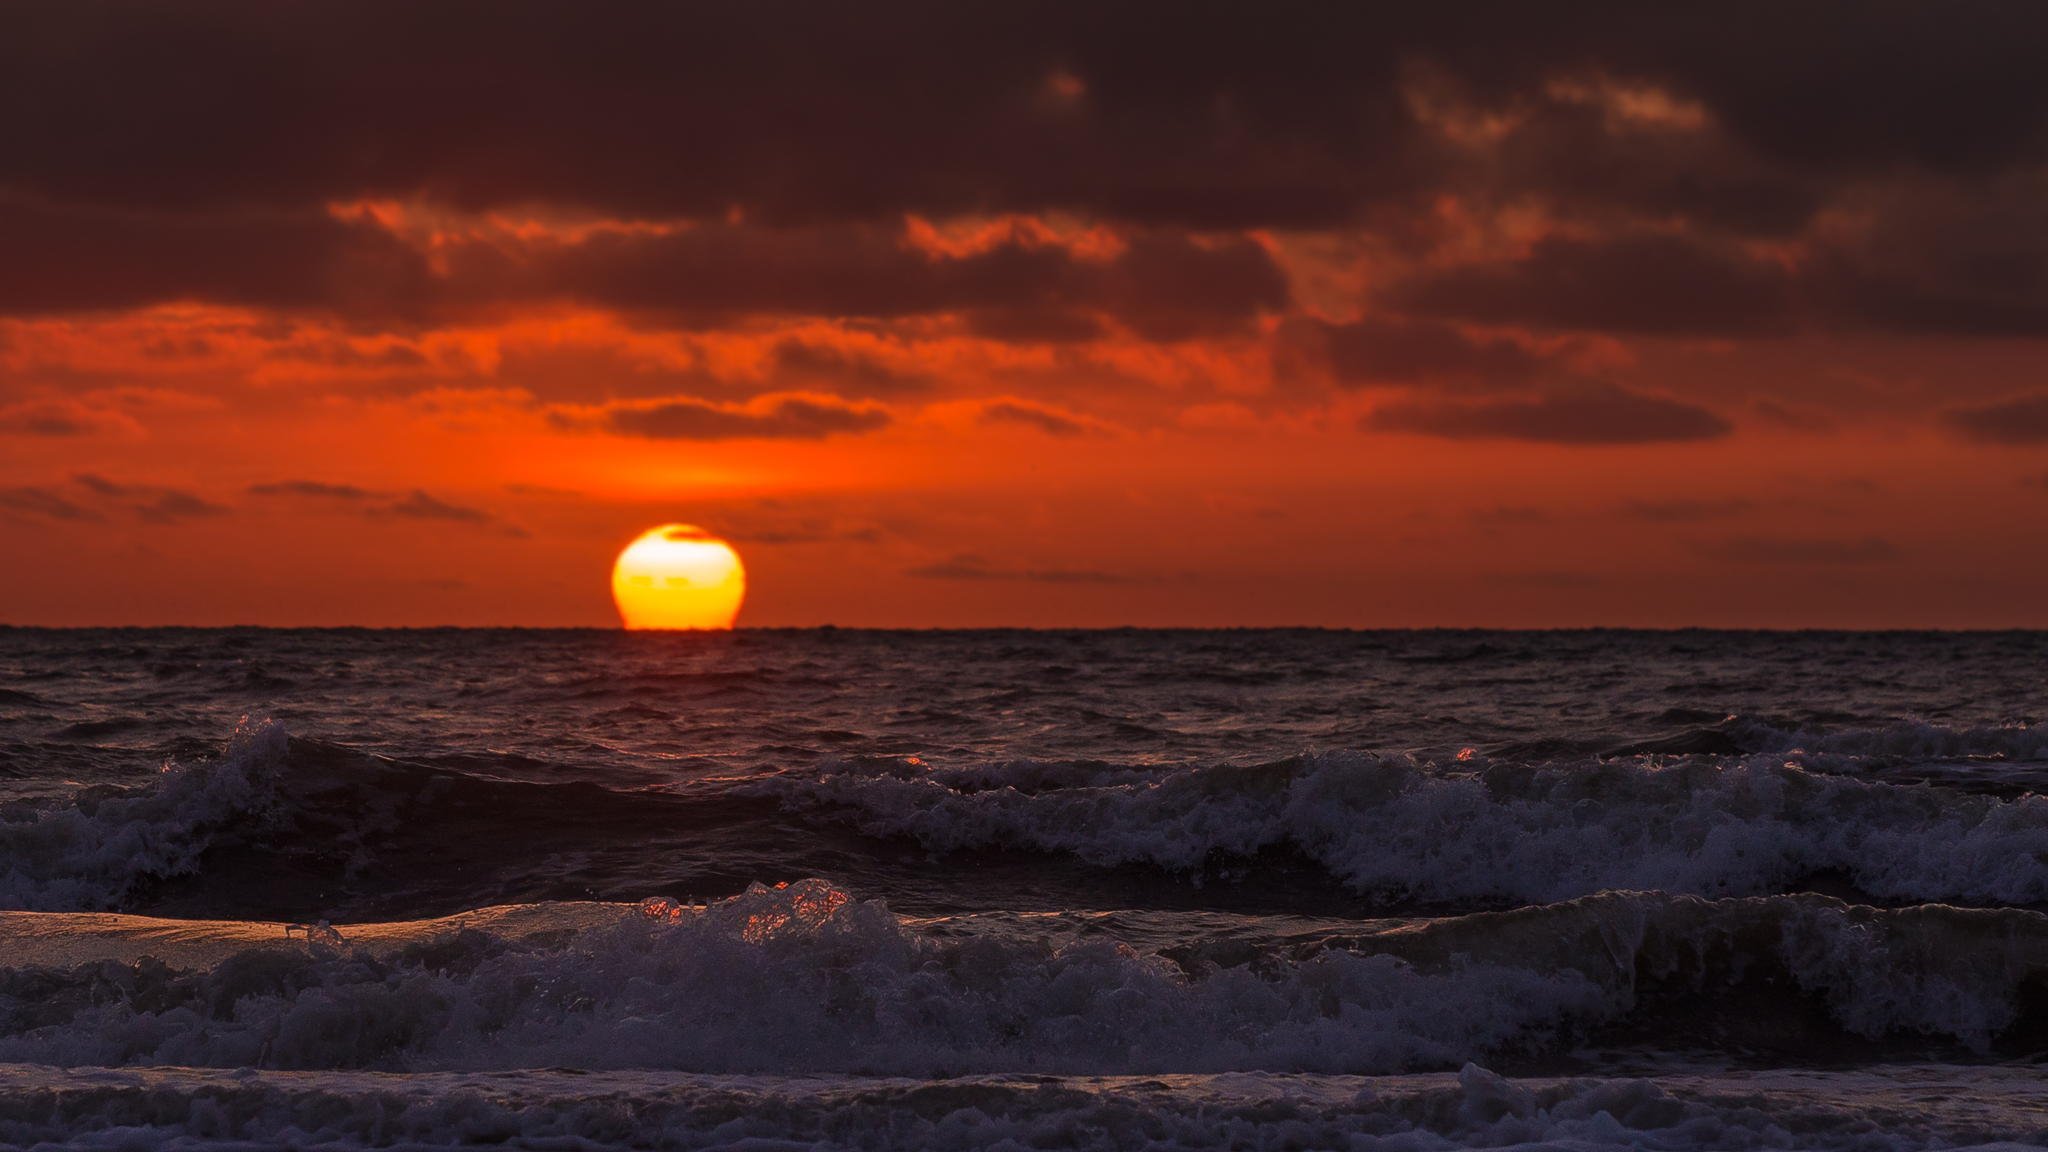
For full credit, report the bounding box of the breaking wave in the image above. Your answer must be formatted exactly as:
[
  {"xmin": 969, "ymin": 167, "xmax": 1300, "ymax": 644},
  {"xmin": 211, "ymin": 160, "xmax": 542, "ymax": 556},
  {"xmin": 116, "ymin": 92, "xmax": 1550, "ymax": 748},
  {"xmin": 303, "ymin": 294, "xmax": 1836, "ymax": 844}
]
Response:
[
  {"xmin": 5, "ymin": 881, "xmax": 2048, "ymax": 1075},
  {"xmin": 12, "ymin": 719, "xmax": 2048, "ymax": 918},
  {"xmin": 0, "ymin": 721, "xmax": 294, "ymax": 912},
  {"xmin": 766, "ymin": 750, "xmax": 2048, "ymax": 906}
]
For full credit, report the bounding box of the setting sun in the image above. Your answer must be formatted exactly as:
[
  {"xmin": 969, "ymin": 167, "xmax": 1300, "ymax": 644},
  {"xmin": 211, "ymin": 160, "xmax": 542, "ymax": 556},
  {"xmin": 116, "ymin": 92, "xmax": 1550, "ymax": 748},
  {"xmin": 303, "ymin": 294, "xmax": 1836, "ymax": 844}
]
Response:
[{"xmin": 611, "ymin": 525, "xmax": 746, "ymax": 629}]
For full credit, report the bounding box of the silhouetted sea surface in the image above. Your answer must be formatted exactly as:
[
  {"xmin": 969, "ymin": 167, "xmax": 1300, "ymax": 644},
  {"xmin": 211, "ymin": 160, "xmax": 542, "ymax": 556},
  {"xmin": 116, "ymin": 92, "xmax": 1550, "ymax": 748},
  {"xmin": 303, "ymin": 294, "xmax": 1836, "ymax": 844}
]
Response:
[{"xmin": 3, "ymin": 628, "xmax": 2047, "ymax": 1149}]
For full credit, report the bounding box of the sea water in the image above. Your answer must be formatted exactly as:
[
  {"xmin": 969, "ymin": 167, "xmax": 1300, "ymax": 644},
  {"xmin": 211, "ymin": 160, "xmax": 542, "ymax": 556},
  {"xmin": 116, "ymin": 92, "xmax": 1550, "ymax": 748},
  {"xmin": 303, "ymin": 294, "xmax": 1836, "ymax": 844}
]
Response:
[{"xmin": 2, "ymin": 628, "xmax": 2046, "ymax": 1149}]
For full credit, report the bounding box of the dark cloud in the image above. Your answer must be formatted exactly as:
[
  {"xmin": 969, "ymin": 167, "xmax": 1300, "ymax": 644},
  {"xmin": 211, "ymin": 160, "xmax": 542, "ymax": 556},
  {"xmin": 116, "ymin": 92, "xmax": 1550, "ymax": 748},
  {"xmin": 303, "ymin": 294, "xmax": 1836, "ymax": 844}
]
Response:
[
  {"xmin": 959, "ymin": 306, "xmax": 1106, "ymax": 343},
  {"xmin": 249, "ymin": 480, "xmax": 382, "ymax": 500},
  {"xmin": 771, "ymin": 340, "xmax": 929, "ymax": 397},
  {"xmin": 382, "ymin": 490, "xmax": 529, "ymax": 537},
  {"xmin": 1365, "ymin": 382, "xmax": 1731, "ymax": 444},
  {"xmin": 1393, "ymin": 234, "xmax": 1796, "ymax": 337},
  {"xmin": 1945, "ymin": 394, "xmax": 2048, "ymax": 444},
  {"xmin": 251, "ymin": 480, "xmax": 526, "ymax": 534},
  {"xmin": 459, "ymin": 223, "xmax": 1288, "ymax": 337},
  {"xmin": 585, "ymin": 396, "xmax": 892, "ymax": 441},
  {"xmin": 1483, "ymin": 84, "xmax": 1823, "ymax": 238},
  {"xmin": 0, "ymin": 487, "xmax": 105, "ymax": 523},
  {"xmin": 1749, "ymin": 398, "xmax": 1837, "ymax": 433},
  {"xmin": 0, "ymin": 400, "xmax": 124, "ymax": 437},
  {"xmin": 1093, "ymin": 234, "xmax": 1290, "ymax": 341},
  {"xmin": 134, "ymin": 491, "xmax": 232, "ymax": 524},
  {"xmin": 1697, "ymin": 535, "xmax": 1898, "ymax": 565},
  {"xmin": 5, "ymin": 413, "xmax": 90, "ymax": 436},
  {"xmin": 0, "ymin": 201, "xmax": 1289, "ymax": 339},
  {"xmin": 385, "ymin": 491, "xmax": 489, "ymax": 523},
  {"xmin": 0, "ymin": 3, "xmax": 2042, "ymax": 342},
  {"xmin": 719, "ymin": 517, "xmax": 887, "ymax": 547},
  {"xmin": 978, "ymin": 400, "xmax": 1093, "ymax": 437},
  {"xmin": 70, "ymin": 474, "xmax": 129, "ymax": 497},
  {"xmin": 70, "ymin": 474, "xmax": 230, "ymax": 523},
  {"xmin": 1799, "ymin": 176, "xmax": 2048, "ymax": 338},
  {"xmin": 1308, "ymin": 315, "xmax": 1556, "ymax": 387},
  {"xmin": 5, "ymin": 3, "xmax": 2044, "ymax": 221},
  {"xmin": 0, "ymin": 196, "xmax": 433, "ymax": 319},
  {"xmin": 1620, "ymin": 497, "xmax": 1759, "ymax": 523},
  {"xmin": 908, "ymin": 554, "xmax": 1137, "ymax": 584}
]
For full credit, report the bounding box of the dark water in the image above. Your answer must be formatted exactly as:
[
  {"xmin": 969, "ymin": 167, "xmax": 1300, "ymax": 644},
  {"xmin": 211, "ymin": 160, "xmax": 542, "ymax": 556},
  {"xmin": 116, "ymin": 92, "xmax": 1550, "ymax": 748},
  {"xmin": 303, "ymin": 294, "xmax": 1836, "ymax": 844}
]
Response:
[{"xmin": 4, "ymin": 628, "xmax": 2048, "ymax": 1149}]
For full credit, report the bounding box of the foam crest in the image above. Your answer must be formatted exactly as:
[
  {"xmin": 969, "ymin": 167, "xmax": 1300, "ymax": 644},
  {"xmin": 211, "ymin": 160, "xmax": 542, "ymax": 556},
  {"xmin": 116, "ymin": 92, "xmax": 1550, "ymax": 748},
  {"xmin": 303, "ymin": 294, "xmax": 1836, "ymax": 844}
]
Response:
[
  {"xmin": 1734, "ymin": 717, "xmax": 2048, "ymax": 762},
  {"xmin": 0, "ymin": 880, "xmax": 1611, "ymax": 1074},
  {"xmin": 771, "ymin": 752, "xmax": 2048, "ymax": 904},
  {"xmin": 0, "ymin": 720, "xmax": 291, "ymax": 912},
  {"xmin": 7, "ymin": 885, "xmax": 2048, "ymax": 1076},
  {"xmin": 3, "ymin": 1063, "xmax": 2045, "ymax": 1152}
]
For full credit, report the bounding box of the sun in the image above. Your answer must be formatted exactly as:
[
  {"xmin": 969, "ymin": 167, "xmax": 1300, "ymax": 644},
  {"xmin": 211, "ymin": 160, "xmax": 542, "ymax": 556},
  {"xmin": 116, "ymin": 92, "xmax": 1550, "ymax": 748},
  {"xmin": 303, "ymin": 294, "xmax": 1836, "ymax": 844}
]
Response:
[{"xmin": 611, "ymin": 524, "xmax": 747, "ymax": 630}]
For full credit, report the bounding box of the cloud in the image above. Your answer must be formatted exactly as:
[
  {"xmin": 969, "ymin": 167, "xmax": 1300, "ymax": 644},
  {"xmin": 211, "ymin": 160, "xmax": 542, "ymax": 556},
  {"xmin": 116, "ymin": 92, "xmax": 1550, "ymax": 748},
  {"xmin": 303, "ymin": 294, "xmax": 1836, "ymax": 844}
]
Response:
[
  {"xmin": 248, "ymin": 480, "xmax": 382, "ymax": 500},
  {"xmin": 456, "ymin": 221, "xmax": 1288, "ymax": 338},
  {"xmin": 0, "ymin": 6, "xmax": 2041, "ymax": 346},
  {"xmin": 977, "ymin": 399, "xmax": 1097, "ymax": 437},
  {"xmin": 7, "ymin": 5, "xmax": 2045, "ymax": 226},
  {"xmin": 1798, "ymin": 176, "xmax": 2048, "ymax": 338},
  {"xmin": 579, "ymin": 394, "xmax": 892, "ymax": 441},
  {"xmin": 1619, "ymin": 497, "xmax": 1759, "ymax": 523},
  {"xmin": 1309, "ymin": 316, "xmax": 1556, "ymax": 387},
  {"xmin": 1945, "ymin": 394, "xmax": 2048, "ymax": 444},
  {"xmin": 771, "ymin": 339, "xmax": 929, "ymax": 397},
  {"xmin": 69, "ymin": 474, "xmax": 130, "ymax": 497},
  {"xmin": 0, "ymin": 399, "xmax": 139, "ymax": 437},
  {"xmin": 908, "ymin": 554, "xmax": 1137, "ymax": 584},
  {"xmin": 379, "ymin": 490, "xmax": 529, "ymax": 537},
  {"xmin": 132, "ymin": 491, "xmax": 232, "ymax": 524},
  {"xmin": 0, "ymin": 196, "xmax": 433, "ymax": 319},
  {"xmin": 385, "ymin": 490, "xmax": 491, "ymax": 523},
  {"xmin": 1392, "ymin": 234, "xmax": 1795, "ymax": 337},
  {"xmin": 0, "ymin": 196, "xmax": 1291, "ymax": 340},
  {"xmin": 1697, "ymin": 535, "xmax": 1899, "ymax": 565},
  {"xmin": 70, "ymin": 473, "xmax": 230, "ymax": 523},
  {"xmin": 959, "ymin": 305, "xmax": 1106, "ymax": 343},
  {"xmin": 1090, "ymin": 234, "xmax": 1291, "ymax": 341},
  {"xmin": 1364, "ymin": 383, "xmax": 1732, "ymax": 444},
  {"xmin": 0, "ymin": 486, "xmax": 105, "ymax": 522},
  {"xmin": 251, "ymin": 478, "xmax": 523, "ymax": 534}
]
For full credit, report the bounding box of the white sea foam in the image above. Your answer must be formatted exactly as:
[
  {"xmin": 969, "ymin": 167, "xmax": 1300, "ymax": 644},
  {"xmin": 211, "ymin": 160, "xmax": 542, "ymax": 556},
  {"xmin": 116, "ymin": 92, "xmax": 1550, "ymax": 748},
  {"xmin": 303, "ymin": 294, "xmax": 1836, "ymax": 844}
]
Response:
[
  {"xmin": 0, "ymin": 720, "xmax": 292, "ymax": 912},
  {"xmin": 0, "ymin": 1062, "xmax": 2044, "ymax": 1151},
  {"xmin": 764, "ymin": 751, "xmax": 2048, "ymax": 904},
  {"xmin": 10, "ymin": 717, "xmax": 2048, "ymax": 920},
  {"xmin": 1734, "ymin": 717, "xmax": 2048, "ymax": 762},
  {"xmin": 4, "ymin": 884, "xmax": 2048, "ymax": 1076},
  {"xmin": 0, "ymin": 880, "xmax": 1614, "ymax": 1075}
]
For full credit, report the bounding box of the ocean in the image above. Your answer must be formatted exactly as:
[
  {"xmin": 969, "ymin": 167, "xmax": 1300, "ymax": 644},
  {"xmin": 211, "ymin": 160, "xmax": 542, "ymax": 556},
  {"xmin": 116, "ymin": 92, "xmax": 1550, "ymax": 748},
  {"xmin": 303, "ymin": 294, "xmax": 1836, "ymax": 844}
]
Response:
[{"xmin": 2, "ymin": 627, "xmax": 2046, "ymax": 1149}]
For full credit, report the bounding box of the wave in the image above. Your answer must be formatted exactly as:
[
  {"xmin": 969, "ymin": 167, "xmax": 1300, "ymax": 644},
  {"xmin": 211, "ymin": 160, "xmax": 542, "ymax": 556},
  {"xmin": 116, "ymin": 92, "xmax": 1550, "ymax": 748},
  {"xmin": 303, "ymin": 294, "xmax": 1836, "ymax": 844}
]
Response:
[
  {"xmin": 12, "ymin": 720, "xmax": 2048, "ymax": 919},
  {"xmin": 3, "ymin": 1063, "xmax": 2044, "ymax": 1152},
  {"xmin": 1490, "ymin": 717, "xmax": 2048, "ymax": 767},
  {"xmin": 1726, "ymin": 717, "xmax": 2048, "ymax": 765},
  {"xmin": 765, "ymin": 750, "xmax": 2048, "ymax": 906},
  {"xmin": 5, "ymin": 883, "xmax": 2048, "ymax": 1076},
  {"xmin": 0, "ymin": 720, "xmax": 294, "ymax": 912},
  {"xmin": 0, "ymin": 723, "xmax": 749, "ymax": 919}
]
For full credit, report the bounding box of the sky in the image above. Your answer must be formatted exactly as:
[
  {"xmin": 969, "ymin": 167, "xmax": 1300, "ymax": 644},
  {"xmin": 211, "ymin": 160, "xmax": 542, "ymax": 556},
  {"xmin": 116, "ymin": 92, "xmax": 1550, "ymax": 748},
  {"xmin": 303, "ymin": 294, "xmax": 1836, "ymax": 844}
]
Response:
[{"xmin": 4, "ymin": 1, "xmax": 2048, "ymax": 627}]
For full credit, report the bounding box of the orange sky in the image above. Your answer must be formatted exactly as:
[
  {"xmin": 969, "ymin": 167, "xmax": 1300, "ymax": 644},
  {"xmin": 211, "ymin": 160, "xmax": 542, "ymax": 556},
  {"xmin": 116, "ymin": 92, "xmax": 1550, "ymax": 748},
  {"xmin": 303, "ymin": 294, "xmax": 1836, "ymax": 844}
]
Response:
[{"xmin": 4, "ymin": 4, "xmax": 2047, "ymax": 627}]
